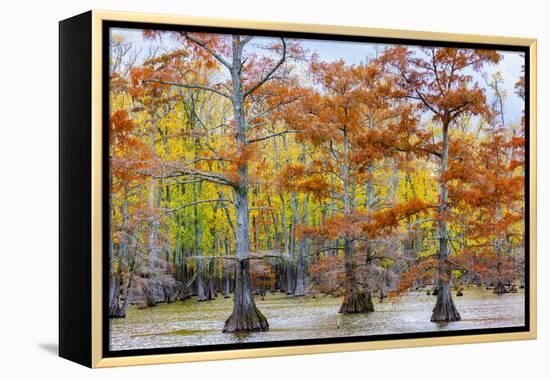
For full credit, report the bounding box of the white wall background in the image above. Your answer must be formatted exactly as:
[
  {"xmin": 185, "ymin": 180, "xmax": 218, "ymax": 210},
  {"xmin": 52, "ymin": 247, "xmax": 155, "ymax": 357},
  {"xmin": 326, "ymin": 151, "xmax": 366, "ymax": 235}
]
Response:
[{"xmin": 0, "ymin": 0, "xmax": 546, "ymax": 376}]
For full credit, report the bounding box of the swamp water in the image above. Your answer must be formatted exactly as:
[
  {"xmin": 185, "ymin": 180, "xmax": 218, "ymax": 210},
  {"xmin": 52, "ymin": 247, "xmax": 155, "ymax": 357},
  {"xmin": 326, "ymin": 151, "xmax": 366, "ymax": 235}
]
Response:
[{"xmin": 110, "ymin": 288, "xmax": 525, "ymax": 351}]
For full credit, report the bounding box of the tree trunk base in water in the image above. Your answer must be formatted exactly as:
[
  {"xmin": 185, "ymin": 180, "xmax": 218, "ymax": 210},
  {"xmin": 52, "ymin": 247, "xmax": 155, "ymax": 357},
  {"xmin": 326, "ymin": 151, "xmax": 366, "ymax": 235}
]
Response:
[
  {"xmin": 145, "ymin": 291, "xmax": 157, "ymax": 308},
  {"xmin": 493, "ymin": 280, "xmax": 509, "ymax": 295},
  {"xmin": 339, "ymin": 289, "xmax": 374, "ymax": 313},
  {"xmin": 223, "ymin": 305, "xmax": 269, "ymax": 333},
  {"xmin": 109, "ymin": 305, "xmax": 127, "ymax": 318},
  {"xmin": 431, "ymin": 284, "xmax": 461, "ymax": 322}
]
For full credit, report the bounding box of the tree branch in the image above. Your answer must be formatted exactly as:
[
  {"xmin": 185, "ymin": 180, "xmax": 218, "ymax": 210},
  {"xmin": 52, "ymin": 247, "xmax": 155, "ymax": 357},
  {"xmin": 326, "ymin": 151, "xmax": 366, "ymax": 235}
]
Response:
[
  {"xmin": 243, "ymin": 38, "xmax": 287, "ymax": 98},
  {"xmin": 241, "ymin": 35, "xmax": 254, "ymax": 46},
  {"xmin": 246, "ymin": 95, "xmax": 305, "ymax": 124},
  {"xmin": 316, "ymin": 246, "xmax": 345, "ymax": 253},
  {"xmin": 164, "ymin": 198, "xmax": 234, "ymax": 214},
  {"xmin": 407, "ymin": 218, "xmax": 438, "ymax": 230},
  {"xmin": 140, "ymin": 166, "xmax": 237, "ymax": 187},
  {"xmin": 182, "ymin": 157, "xmax": 235, "ymax": 166},
  {"xmin": 242, "ymin": 251, "xmax": 289, "ymax": 261},
  {"xmin": 180, "ymin": 32, "xmax": 233, "ymax": 69},
  {"xmin": 142, "ymin": 79, "xmax": 232, "ymax": 101},
  {"xmin": 247, "ymin": 129, "xmax": 300, "ymax": 144},
  {"xmin": 185, "ymin": 250, "xmax": 289, "ymax": 263},
  {"xmin": 416, "ymin": 253, "xmax": 439, "ymax": 263}
]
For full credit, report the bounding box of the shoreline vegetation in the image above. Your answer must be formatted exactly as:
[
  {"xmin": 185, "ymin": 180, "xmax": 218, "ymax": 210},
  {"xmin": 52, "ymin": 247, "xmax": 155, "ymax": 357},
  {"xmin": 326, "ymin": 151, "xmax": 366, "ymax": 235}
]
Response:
[{"xmin": 108, "ymin": 29, "xmax": 526, "ymax": 341}]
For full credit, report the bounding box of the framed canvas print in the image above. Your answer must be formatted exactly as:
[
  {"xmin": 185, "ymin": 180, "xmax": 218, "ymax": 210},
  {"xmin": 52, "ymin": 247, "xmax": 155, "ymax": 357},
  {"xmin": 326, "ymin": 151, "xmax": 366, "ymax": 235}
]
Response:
[{"xmin": 59, "ymin": 10, "xmax": 537, "ymax": 368}]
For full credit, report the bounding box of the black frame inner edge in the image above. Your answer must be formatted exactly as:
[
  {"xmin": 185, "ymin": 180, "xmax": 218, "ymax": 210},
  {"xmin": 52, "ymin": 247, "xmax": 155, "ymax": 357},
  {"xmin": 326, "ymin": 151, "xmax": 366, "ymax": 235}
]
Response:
[{"xmin": 102, "ymin": 19, "xmax": 531, "ymax": 358}]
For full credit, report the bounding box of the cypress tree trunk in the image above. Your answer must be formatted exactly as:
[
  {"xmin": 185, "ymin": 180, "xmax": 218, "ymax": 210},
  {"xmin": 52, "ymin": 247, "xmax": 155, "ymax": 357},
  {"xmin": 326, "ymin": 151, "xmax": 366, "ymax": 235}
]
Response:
[
  {"xmin": 223, "ymin": 269, "xmax": 231, "ymax": 298},
  {"xmin": 279, "ymin": 192, "xmax": 289, "ymax": 293},
  {"xmin": 174, "ymin": 214, "xmax": 181, "ymax": 282},
  {"xmin": 223, "ymin": 185, "xmax": 268, "ymax": 332},
  {"xmin": 117, "ymin": 273, "xmax": 133, "ymax": 318},
  {"xmin": 493, "ymin": 206, "xmax": 508, "ymax": 295},
  {"xmin": 108, "ymin": 267, "xmax": 122, "ymax": 317},
  {"xmin": 339, "ymin": 237, "xmax": 374, "ymax": 313},
  {"xmin": 294, "ymin": 147, "xmax": 309, "ymax": 297},
  {"xmin": 109, "ymin": 187, "xmax": 130, "ymax": 317},
  {"xmin": 339, "ymin": 131, "xmax": 373, "ymax": 313},
  {"xmin": 184, "ymin": 263, "xmax": 193, "ymax": 299},
  {"xmin": 208, "ymin": 254, "xmax": 217, "ymax": 300},
  {"xmin": 286, "ymin": 191, "xmax": 298, "ymax": 295},
  {"xmin": 223, "ymin": 238, "xmax": 231, "ymax": 298},
  {"xmin": 146, "ymin": 116, "xmax": 161, "ymax": 273},
  {"xmin": 294, "ymin": 240, "xmax": 305, "ymax": 297},
  {"xmin": 294, "ymin": 194, "xmax": 309, "ymax": 297},
  {"xmin": 432, "ymin": 282, "xmax": 460, "ymax": 321},
  {"xmin": 223, "ymin": 36, "xmax": 268, "ymax": 332},
  {"xmin": 193, "ymin": 180, "xmax": 207, "ymax": 302},
  {"xmin": 493, "ymin": 280, "xmax": 508, "ymax": 295},
  {"xmin": 108, "ymin": 202, "xmax": 117, "ymax": 314},
  {"xmin": 431, "ymin": 120, "xmax": 461, "ymax": 322}
]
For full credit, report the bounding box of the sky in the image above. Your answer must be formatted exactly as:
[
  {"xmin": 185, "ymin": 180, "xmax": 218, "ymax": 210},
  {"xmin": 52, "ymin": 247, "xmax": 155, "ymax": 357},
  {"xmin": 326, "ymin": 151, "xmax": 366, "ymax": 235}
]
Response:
[{"xmin": 111, "ymin": 27, "xmax": 525, "ymax": 126}]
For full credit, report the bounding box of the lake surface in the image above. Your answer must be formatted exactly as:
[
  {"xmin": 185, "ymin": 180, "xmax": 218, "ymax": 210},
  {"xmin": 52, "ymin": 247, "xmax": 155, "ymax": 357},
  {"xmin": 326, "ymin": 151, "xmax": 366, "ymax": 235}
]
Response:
[{"xmin": 109, "ymin": 288, "xmax": 525, "ymax": 351}]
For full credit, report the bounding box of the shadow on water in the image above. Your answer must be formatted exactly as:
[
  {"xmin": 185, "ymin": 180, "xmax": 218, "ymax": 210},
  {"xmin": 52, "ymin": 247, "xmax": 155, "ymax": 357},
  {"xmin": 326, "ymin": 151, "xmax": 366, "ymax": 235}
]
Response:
[{"xmin": 433, "ymin": 321, "xmax": 452, "ymax": 331}]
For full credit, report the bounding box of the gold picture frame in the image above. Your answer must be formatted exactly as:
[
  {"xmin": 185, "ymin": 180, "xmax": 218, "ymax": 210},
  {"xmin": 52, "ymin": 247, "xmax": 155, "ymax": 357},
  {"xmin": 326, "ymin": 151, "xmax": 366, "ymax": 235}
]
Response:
[{"xmin": 59, "ymin": 10, "xmax": 537, "ymax": 368}]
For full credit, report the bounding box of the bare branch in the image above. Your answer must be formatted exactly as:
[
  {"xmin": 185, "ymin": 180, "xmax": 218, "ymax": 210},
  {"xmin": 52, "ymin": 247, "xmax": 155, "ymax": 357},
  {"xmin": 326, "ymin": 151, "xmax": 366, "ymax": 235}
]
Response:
[
  {"xmin": 163, "ymin": 198, "xmax": 233, "ymax": 214},
  {"xmin": 354, "ymin": 254, "xmax": 396, "ymax": 264},
  {"xmin": 242, "ymin": 251, "xmax": 289, "ymax": 261},
  {"xmin": 246, "ymin": 94, "xmax": 306, "ymax": 124},
  {"xmin": 185, "ymin": 250, "xmax": 289, "ymax": 263},
  {"xmin": 180, "ymin": 32, "xmax": 232, "ymax": 69},
  {"xmin": 387, "ymin": 61, "xmax": 442, "ymax": 117},
  {"xmin": 241, "ymin": 35, "xmax": 254, "ymax": 46},
  {"xmin": 186, "ymin": 255, "xmax": 240, "ymax": 261},
  {"xmin": 407, "ymin": 218, "xmax": 438, "ymax": 230},
  {"xmin": 243, "ymin": 38, "xmax": 287, "ymax": 98},
  {"xmin": 247, "ymin": 129, "xmax": 301, "ymax": 144},
  {"xmin": 142, "ymin": 79, "xmax": 232, "ymax": 101},
  {"xmin": 316, "ymin": 246, "xmax": 345, "ymax": 253},
  {"xmin": 136, "ymin": 166, "xmax": 237, "ymax": 187},
  {"xmin": 415, "ymin": 253, "xmax": 439, "ymax": 264},
  {"xmin": 446, "ymin": 259, "xmax": 471, "ymax": 272},
  {"xmin": 182, "ymin": 157, "xmax": 235, "ymax": 166}
]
